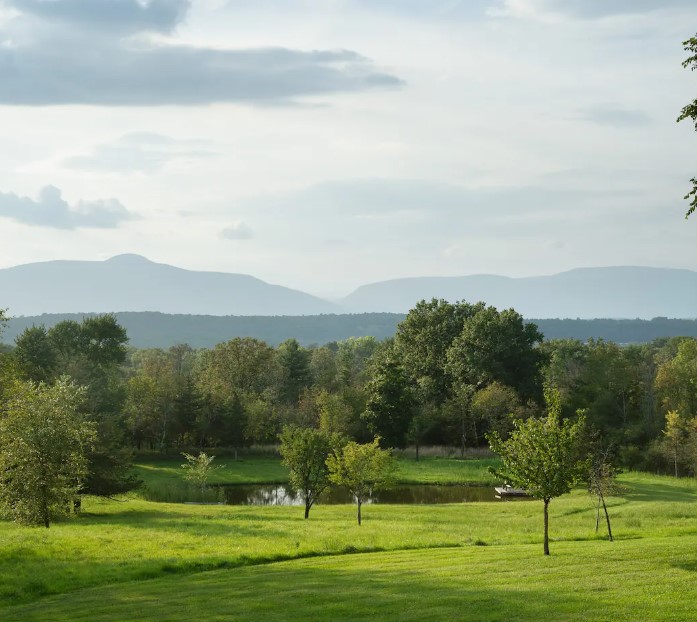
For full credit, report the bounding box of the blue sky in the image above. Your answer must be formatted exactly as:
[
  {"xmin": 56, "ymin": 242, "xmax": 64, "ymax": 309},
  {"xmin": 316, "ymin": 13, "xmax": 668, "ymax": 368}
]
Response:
[{"xmin": 0, "ymin": 0, "xmax": 694, "ymax": 297}]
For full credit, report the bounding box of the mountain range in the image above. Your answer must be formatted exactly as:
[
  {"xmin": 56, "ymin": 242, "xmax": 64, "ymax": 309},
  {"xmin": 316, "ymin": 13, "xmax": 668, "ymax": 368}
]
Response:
[{"xmin": 1, "ymin": 255, "xmax": 696, "ymax": 319}]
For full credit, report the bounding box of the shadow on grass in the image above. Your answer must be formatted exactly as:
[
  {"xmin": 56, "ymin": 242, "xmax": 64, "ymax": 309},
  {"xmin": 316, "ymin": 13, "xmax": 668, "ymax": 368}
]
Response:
[
  {"xmin": 2, "ymin": 549, "xmax": 629, "ymax": 622},
  {"xmin": 622, "ymin": 479, "xmax": 697, "ymax": 503}
]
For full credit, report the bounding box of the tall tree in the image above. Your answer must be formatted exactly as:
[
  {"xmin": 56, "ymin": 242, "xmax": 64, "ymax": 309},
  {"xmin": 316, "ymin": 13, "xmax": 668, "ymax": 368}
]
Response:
[
  {"xmin": 488, "ymin": 388, "xmax": 585, "ymax": 555},
  {"xmin": 446, "ymin": 306, "xmax": 545, "ymax": 403},
  {"xmin": 678, "ymin": 33, "xmax": 697, "ymax": 217},
  {"xmin": 276, "ymin": 338, "xmax": 311, "ymax": 406},
  {"xmin": 362, "ymin": 356, "xmax": 417, "ymax": 449},
  {"xmin": 13, "ymin": 325, "xmax": 56, "ymax": 383}
]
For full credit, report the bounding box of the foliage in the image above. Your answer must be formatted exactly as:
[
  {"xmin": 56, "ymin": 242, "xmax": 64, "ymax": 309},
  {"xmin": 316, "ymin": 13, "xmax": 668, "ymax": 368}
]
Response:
[
  {"xmin": 279, "ymin": 426, "xmax": 343, "ymax": 518},
  {"xmin": 326, "ymin": 438, "xmax": 394, "ymax": 524},
  {"xmin": 181, "ymin": 452, "xmax": 221, "ymax": 491},
  {"xmin": 678, "ymin": 33, "xmax": 697, "ymax": 217},
  {"xmin": 0, "ymin": 377, "xmax": 96, "ymax": 527},
  {"xmin": 362, "ymin": 355, "xmax": 417, "ymax": 449},
  {"xmin": 488, "ymin": 388, "xmax": 585, "ymax": 554}
]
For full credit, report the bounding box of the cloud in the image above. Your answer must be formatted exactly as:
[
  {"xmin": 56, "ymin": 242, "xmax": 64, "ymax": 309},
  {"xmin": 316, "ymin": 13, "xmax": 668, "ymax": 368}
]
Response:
[
  {"xmin": 6, "ymin": 0, "xmax": 191, "ymax": 33},
  {"xmin": 0, "ymin": 1, "xmax": 403, "ymax": 106},
  {"xmin": 65, "ymin": 132, "xmax": 217, "ymax": 173},
  {"xmin": 491, "ymin": 0, "xmax": 695, "ymax": 20},
  {"xmin": 221, "ymin": 222, "xmax": 253, "ymax": 240},
  {"xmin": 578, "ymin": 105, "xmax": 652, "ymax": 128},
  {"xmin": 0, "ymin": 185, "xmax": 137, "ymax": 229}
]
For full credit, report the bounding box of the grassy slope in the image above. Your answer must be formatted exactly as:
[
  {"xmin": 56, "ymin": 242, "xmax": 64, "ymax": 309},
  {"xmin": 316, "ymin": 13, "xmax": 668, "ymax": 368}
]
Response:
[{"xmin": 1, "ymin": 469, "xmax": 697, "ymax": 620}]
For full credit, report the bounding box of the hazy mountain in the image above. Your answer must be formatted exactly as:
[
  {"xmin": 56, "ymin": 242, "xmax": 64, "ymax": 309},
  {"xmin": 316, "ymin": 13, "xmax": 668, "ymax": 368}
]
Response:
[
  {"xmin": 2, "ymin": 257, "xmax": 696, "ymax": 320},
  {"xmin": 0, "ymin": 254, "xmax": 339, "ymax": 316},
  {"xmin": 340, "ymin": 267, "xmax": 697, "ymax": 319}
]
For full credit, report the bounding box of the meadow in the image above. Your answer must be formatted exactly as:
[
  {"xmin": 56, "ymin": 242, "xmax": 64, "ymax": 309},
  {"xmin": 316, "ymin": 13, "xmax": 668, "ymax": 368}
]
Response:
[{"xmin": 1, "ymin": 457, "xmax": 697, "ymax": 621}]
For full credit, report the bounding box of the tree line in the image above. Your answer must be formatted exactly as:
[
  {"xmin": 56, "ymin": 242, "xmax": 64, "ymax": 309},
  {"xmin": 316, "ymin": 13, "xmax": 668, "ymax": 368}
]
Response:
[{"xmin": 1, "ymin": 298, "xmax": 696, "ymax": 527}]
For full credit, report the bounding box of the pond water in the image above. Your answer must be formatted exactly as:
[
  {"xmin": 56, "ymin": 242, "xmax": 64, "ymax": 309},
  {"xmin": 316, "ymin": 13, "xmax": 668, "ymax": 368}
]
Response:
[{"xmin": 214, "ymin": 484, "xmax": 507, "ymax": 505}]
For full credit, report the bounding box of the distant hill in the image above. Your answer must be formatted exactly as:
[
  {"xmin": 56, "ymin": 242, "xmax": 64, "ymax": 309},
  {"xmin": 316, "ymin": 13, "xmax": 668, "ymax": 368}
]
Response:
[
  {"xmin": 340, "ymin": 267, "xmax": 697, "ymax": 318},
  {"xmin": 1, "ymin": 257, "xmax": 696, "ymax": 320},
  {"xmin": 0, "ymin": 254, "xmax": 339, "ymax": 316},
  {"xmin": 4, "ymin": 313, "xmax": 697, "ymax": 349}
]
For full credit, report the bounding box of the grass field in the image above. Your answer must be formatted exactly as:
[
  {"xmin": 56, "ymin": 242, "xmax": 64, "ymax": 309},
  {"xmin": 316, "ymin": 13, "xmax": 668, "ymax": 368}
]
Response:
[{"xmin": 2, "ymin": 460, "xmax": 697, "ymax": 620}]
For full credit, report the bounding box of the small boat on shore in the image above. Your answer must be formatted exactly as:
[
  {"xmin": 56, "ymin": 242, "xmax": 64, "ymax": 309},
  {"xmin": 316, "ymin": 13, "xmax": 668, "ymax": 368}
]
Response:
[{"xmin": 494, "ymin": 485, "xmax": 530, "ymax": 499}]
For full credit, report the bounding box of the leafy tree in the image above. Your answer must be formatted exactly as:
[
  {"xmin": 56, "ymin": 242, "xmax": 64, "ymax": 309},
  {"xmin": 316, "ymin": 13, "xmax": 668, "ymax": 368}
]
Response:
[
  {"xmin": 279, "ymin": 426, "xmax": 343, "ymax": 519},
  {"xmin": 13, "ymin": 325, "xmax": 56, "ymax": 383},
  {"xmin": 446, "ymin": 306, "xmax": 545, "ymax": 402},
  {"xmin": 660, "ymin": 410, "xmax": 686, "ymax": 477},
  {"xmin": 327, "ymin": 438, "xmax": 394, "ymax": 525},
  {"xmin": 395, "ymin": 299, "xmax": 482, "ymax": 406},
  {"xmin": 488, "ymin": 388, "xmax": 585, "ymax": 555},
  {"xmin": 470, "ymin": 381, "xmax": 527, "ymax": 443},
  {"xmin": 276, "ymin": 338, "xmax": 311, "ymax": 405},
  {"xmin": 678, "ymin": 33, "xmax": 697, "ymax": 217},
  {"xmin": 181, "ymin": 452, "xmax": 221, "ymax": 491},
  {"xmin": 362, "ymin": 356, "xmax": 417, "ymax": 449},
  {"xmin": 0, "ymin": 378, "xmax": 96, "ymax": 527}
]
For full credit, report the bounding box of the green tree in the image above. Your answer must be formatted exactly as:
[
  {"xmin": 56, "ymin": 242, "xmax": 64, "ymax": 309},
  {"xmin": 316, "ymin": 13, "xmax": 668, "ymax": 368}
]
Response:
[
  {"xmin": 326, "ymin": 438, "xmax": 394, "ymax": 525},
  {"xmin": 660, "ymin": 410, "xmax": 686, "ymax": 477},
  {"xmin": 678, "ymin": 33, "xmax": 697, "ymax": 217},
  {"xmin": 587, "ymin": 443, "xmax": 620, "ymax": 541},
  {"xmin": 446, "ymin": 306, "xmax": 545, "ymax": 403},
  {"xmin": 395, "ymin": 299, "xmax": 482, "ymax": 406},
  {"xmin": 488, "ymin": 388, "xmax": 585, "ymax": 555},
  {"xmin": 362, "ymin": 356, "xmax": 416, "ymax": 449},
  {"xmin": 181, "ymin": 452, "xmax": 221, "ymax": 492},
  {"xmin": 279, "ymin": 426, "xmax": 342, "ymax": 519},
  {"xmin": 276, "ymin": 339, "xmax": 311, "ymax": 406},
  {"xmin": 13, "ymin": 325, "xmax": 56, "ymax": 383},
  {"xmin": 0, "ymin": 378, "xmax": 96, "ymax": 527}
]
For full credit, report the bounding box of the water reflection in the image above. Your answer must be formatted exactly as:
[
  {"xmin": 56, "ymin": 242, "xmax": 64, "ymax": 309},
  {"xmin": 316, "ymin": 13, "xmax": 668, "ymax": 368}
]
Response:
[{"xmin": 217, "ymin": 484, "xmax": 502, "ymax": 506}]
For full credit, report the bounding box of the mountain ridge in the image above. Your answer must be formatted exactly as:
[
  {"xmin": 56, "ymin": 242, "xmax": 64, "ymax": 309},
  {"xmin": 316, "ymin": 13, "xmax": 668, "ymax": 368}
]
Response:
[{"xmin": 1, "ymin": 256, "xmax": 695, "ymax": 319}]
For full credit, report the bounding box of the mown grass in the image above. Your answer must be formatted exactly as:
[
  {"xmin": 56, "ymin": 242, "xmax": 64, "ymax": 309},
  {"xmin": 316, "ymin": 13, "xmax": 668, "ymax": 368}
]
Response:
[
  {"xmin": 7, "ymin": 537, "xmax": 697, "ymax": 621},
  {"xmin": 1, "ymin": 466, "xmax": 696, "ymax": 620}
]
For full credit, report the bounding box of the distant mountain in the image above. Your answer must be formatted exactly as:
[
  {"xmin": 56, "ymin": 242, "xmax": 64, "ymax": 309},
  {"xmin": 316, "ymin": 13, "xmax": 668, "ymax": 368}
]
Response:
[
  {"xmin": 1, "ymin": 257, "xmax": 696, "ymax": 320},
  {"xmin": 0, "ymin": 254, "xmax": 339, "ymax": 316},
  {"xmin": 340, "ymin": 267, "xmax": 697, "ymax": 319}
]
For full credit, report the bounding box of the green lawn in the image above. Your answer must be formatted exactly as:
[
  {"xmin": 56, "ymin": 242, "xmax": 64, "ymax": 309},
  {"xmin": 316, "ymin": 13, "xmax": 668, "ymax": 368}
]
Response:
[{"xmin": 1, "ymin": 464, "xmax": 697, "ymax": 620}]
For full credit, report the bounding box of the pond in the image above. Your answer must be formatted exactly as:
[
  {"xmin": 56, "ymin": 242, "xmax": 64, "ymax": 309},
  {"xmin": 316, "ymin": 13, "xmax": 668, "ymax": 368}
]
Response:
[{"xmin": 212, "ymin": 483, "xmax": 508, "ymax": 505}]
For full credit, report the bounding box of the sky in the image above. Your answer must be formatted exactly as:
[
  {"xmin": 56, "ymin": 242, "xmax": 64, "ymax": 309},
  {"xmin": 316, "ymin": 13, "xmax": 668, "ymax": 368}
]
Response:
[{"xmin": 0, "ymin": 0, "xmax": 694, "ymax": 299}]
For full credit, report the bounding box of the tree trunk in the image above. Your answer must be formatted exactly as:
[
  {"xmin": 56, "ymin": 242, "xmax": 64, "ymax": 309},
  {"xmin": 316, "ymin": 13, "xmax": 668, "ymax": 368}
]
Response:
[
  {"xmin": 543, "ymin": 498, "xmax": 550, "ymax": 555},
  {"xmin": 304, "ymin": 500, "xmax": 311, "ymax": 519},
  {"xmin": 595, "ymin": 496, "xmax": 601, "ymax": 533},
  {"xmin": 357, "ymin": 499, "xmax": 362, "ymax": 526},
  {"xmin": 601, "ymin": 493, "xmax": 613, "ymax": 542},
  {"xmin": 415, "ymin": 443, "xmax": 420, "ymax": 462}
]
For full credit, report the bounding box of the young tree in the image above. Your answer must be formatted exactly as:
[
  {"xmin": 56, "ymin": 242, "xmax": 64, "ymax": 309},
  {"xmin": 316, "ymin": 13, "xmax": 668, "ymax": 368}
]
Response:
[
  {"xmin": 488, "ymin": 388, "xmax": 585, "ymax": 555},
  {"xmin": 661, "ymin": 410, "xmax": 686, "ymax": 477},
  {"xmin": 0, "ymin": 378, "xmax": 96, "ymax": 527},
  {"xmin": 181, "ymin": 452, "xmax": 221, "ymax": 492},
  {"xmin": 587, "ymin": 445, "xmax": 621, "ymax": 542},
  {"xmin": 279, "ymin": 425, "xmax": 342, "ymax": 519},
  {"xmin": 678, "ymin": 33, "xmax": 697, "ymax": 217},
  {"xmin": 326, "ymin": 438, "xmax": 394, "ymax": 525}
]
